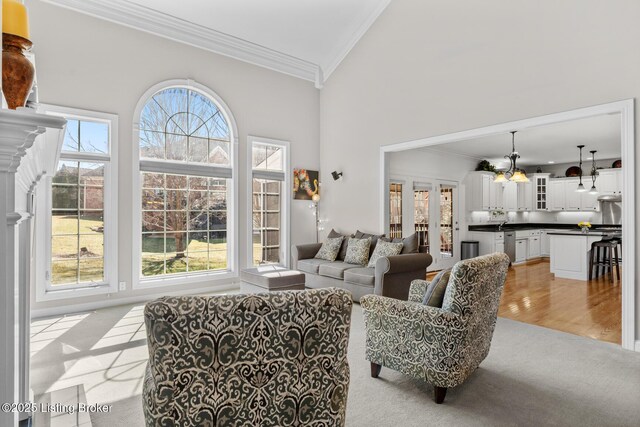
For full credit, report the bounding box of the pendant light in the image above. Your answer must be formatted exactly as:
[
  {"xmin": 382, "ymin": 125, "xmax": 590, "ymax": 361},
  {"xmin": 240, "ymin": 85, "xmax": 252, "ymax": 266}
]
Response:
[
  {"xmin": 494, "ymin": 131, "xmax": 530, "ymax": 183},
  {"xmin": 588, "ymin": 150, "xmax": 598, "ymax": 194},
  {"xmin": 576, "ymin": 145, "xmax": 586, "ymax": 192}
]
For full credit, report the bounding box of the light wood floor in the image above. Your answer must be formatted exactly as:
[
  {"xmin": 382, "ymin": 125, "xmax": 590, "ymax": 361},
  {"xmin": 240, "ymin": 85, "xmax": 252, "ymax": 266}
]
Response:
[
  {"xmin": 428, "ymin": 259, "xmax": 622, "ymax": 344},
  {"xmin": 498, "ymin": 259, "xmax": 621, "ymax": 345}
]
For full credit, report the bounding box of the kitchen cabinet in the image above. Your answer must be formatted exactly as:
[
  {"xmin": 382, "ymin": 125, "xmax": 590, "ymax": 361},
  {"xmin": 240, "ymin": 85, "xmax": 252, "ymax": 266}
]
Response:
[
  {"xmin": 597, "ymin": 168, "xmax": 622, "ymax": 195},
  {"xmin": 549, "ymin": 180, "xmax": 566, "ymax": 211},
  {"xmin": 468, "ymin": 231, "xmax": 505, "ymax": 256},
  {"xmin": 515, "ymin": 239, "xmax": 528, "ymax": 263},
  {"xmin": 564, "ymin": 179, "xmax": 582, "ymax": 210},
  {"xmin": 533, "ymin": 174, "xmax": 550, "ymax": 211},
  {"xmin": 548, "ymin": 178, "xmax": 601, "ymax": 212},
  {"xmin": 541, "ymin": 230, "xmax": 550, "ymax": 256},
  {"xmin": 503, "ymin": 181, "xmax": 517, "ymax": 211},
  {"xmin": 517, "ymin": 182, "xmax": 533, "ymax": 211},
  {"xmin": 528, "ymin": 234, "xmax": 541, "ymax": 258},
  {"xmin": 465, "ymin": 172, "xmax": 503, "ymax": 211}
]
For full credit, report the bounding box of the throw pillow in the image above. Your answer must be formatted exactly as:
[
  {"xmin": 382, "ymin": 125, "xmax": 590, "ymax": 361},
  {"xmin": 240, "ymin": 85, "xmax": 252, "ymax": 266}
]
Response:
[
  {"xmin": 327, "ymin": 229, "xmax": 351, "ymax": 261},
  {"xmin": 344, "ymin": 237, "xmax": 372, "ymax": 265},
  {"xmin": 422, "ymin": 269, "xmax": 451, "ymax": 307},
  {"xmin": 367, "ymin": 240, "xmax": 404, "ymax": 268},
  {"xmin": 381, "ymin": 233, "xmax": 419, "ymax": 254},
  {"xmin": 354, "ymin": 230, "xmax": 384, "ymax": 256},
  {"xmin": 314, "ymin": 236, "xmax": 344, "ymax": 261}
]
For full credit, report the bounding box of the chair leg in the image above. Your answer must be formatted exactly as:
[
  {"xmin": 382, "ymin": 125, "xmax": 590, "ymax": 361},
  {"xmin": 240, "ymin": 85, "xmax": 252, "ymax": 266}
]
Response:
[
  {"xmin": 608, "ymin": 247, "xmax": 614, "ymax": 284},
  {"xmin": 370, "ymin": 362, "xmax": 382, "ymax": 378},
  {"xmin": 434, "ymin": 386, "xmax": 447, "ymax": 404},
  {"xmin": 614, "ymin": 245, "xmax": 620, "ymax": 281}
]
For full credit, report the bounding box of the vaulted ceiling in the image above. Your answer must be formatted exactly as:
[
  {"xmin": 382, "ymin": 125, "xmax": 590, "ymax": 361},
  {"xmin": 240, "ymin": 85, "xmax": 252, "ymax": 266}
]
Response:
[{"xmin": 43, "ymin": 0, "xmax": 391, "ymax": 87}]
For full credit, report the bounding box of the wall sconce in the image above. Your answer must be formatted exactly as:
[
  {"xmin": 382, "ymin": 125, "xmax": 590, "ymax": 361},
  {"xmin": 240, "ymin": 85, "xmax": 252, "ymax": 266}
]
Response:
[{"xmin": 331, "ymin": 171, "xmax": 343, "ymax": 181}]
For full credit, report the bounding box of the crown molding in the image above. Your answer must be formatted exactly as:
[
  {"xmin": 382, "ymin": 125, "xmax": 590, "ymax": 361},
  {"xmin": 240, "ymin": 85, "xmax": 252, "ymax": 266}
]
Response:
[
  {"xmin": 42, "ymin": 0, "xmax": 323, "ymax": 88},
  {"xmin": 321, "ymin": 0, "xmax": 392, "ymax": 81}
]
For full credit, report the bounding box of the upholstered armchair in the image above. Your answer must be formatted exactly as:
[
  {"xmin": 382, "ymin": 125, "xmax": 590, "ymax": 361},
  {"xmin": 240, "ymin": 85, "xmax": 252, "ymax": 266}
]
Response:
[
  {"xmin": 143, "ymin": 288, "xmax": 353, "ymax": 426},
  {"xmin": 361, "ymin": 253, "xmax": 510, "ymax": 404}
]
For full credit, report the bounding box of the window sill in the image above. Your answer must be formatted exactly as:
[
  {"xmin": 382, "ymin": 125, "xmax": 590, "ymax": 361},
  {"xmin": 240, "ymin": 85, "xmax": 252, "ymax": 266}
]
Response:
[
  {"xmin": 134, "ymin": 270, "xmax": 237, "ymax": 290},
  {"xmin": 36, "ymin": 283, "xmax": 117, "ymax": 303}
]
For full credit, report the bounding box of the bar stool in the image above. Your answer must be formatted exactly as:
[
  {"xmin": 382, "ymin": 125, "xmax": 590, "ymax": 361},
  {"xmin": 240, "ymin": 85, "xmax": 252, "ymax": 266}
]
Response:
[{"xmin": 589, "ymin": 240, "xmax": 620, "ymax": 283}]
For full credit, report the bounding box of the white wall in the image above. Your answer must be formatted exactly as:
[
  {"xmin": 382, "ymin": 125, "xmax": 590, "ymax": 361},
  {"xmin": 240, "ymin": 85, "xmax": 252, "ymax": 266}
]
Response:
[
  {"xmin": 28, "ymin": 1, "xmax": 320, "ymax": 315},
  {"xmin": 319, "ymin": 0, "xmax": 640, "ymax": 338}
]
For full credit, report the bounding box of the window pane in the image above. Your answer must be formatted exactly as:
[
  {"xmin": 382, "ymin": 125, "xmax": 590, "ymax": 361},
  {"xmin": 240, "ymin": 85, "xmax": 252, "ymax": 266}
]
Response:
[
  {"xmin": 140, "ymin": 174, "xmax": 229, "ymax": 278},
  {"xmin": 140, "ymin": 130, "xmax": 165, "ymax": 160},
  {"xmin": 50, "ymin": 159, "xmax": 107, "ymax": 287},
  {"xmin": 142, "ymin": 172, "xmax": 165, "ymax": 189},
  {"xmin": 142, "ymin": 189, "xmax": 164, "ymax": 210},
  {"xmin": 62, "ymin": 119, "xmax": 79, "ymax": 152},
  {"xmin": 79, "ymin": 211, "xmax": 103, "ymax": 234},
  {"xmin": 208, "ymin": 140, "xmax": 229, "ymax": 165},
  {"xmin": 252, "ymin": 178, "xmax": 281, "ymax": 265},
  {"xmin": 51, "ymin": 260, "xmax": 78, "ymax": 285},
  {"xmin": 389, "ymin": 183, "xmax": 402, "ymax": 239},
  {"xmin": 252, "ymin": 144, "xmax": 283, "ymax": 171},
  {"xmin": 78, "ymin": 258, "xmax": 104, "ymax": 282},
  {"xmin": 79, "ymin": 121, "xmax": 108, "ymax": 153},
  {"xmin": 188, "ymin": 137, "xmax": 208, "ymax": 163}
]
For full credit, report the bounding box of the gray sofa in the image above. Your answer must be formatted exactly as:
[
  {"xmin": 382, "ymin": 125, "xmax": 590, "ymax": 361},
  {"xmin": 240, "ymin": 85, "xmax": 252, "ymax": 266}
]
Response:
[{"xmin": 293, "ymin": 238, "xmax": 432, "ymax": 302}]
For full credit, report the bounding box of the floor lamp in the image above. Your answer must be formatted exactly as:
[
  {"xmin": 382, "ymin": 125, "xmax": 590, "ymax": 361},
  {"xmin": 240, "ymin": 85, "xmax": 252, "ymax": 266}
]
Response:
[{"xmin": 310, "ymin": 193, "xmax": 320, "ymax": 242}]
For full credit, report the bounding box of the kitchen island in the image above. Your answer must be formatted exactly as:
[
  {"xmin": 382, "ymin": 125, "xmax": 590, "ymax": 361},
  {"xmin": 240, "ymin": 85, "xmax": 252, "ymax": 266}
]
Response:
[{"xmin": 548, "ymin": 231, "xmax": 621, "ymax": 280}]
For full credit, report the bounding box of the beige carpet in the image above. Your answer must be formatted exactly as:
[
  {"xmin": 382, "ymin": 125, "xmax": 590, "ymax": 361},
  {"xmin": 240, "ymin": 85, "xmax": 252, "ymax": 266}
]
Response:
[{"xmin": 31, "ymin": 302, "xmax": 640, "ymax": 426}]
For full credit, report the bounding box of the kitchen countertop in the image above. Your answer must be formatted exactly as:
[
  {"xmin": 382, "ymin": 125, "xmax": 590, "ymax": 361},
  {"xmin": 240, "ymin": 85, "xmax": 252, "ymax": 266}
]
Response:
[
  {"xmin": 547, "ymin": 230, "xmax": 622, "ymax": 237},
  {"xmin": 468, "ymin": 223, "xmax": 622, "ymax": 233}
]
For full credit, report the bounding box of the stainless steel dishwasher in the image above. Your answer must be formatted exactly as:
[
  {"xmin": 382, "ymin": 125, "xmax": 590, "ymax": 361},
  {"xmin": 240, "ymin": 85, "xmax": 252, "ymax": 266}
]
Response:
[{"xmin": 504, "ymin": 231, "xmax": 516, "ymax": 263}]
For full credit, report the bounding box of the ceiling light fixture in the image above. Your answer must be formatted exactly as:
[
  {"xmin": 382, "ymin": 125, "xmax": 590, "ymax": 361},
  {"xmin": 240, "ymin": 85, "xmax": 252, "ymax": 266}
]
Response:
[
  {"xmin": 589, "ymin": 150, "xmax": 598, "ymax": 194},
  {"xmin": 494, "ymin": 131, "xmax": 529, "ymax": 183},
  {"xmin": 576, "ymin": 145, "xmax": 587, "ymax": 192}
]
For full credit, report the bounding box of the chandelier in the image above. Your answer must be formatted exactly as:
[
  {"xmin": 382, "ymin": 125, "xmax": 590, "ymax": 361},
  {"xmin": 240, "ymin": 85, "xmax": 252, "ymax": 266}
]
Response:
[{"xmin": 494, "ymin": 131, "xmax": 529, "ymax": 183}]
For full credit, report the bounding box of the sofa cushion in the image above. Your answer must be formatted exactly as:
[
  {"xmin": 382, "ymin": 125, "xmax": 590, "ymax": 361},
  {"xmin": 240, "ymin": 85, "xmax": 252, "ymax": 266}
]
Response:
[
  {"xmin": 382, "ymin": 233, "xmax": 419, "ymax": 254},
  {"xmin": 328, "ymin": 229, "xmax": 352, "ymax": 261},
  {"xmin": 314, "ymin": 236, "xmax": 344, "ymax": 261},
  {"xmin": 298, "ymin": 258, "xmax": 332, "ymax": 274},
  {"xmin": 422, "ymin": 269, "xmax": 451, "ymax": 307},
  {"xmin": 318, "ymin": 262, "xmax": 360, "ymax": 280},
  {"xmin": 367, "ymin": 240, "xmax": 404, "ymax": 267},
  {"xmin": 355, "ymin": 230, "xmax": 384, "ymax": 256},
  {"xmin": 344, "ymin": 237, "xmax": 371, "ymax": 266},
  {"xmin": 343, "ymin": 267, "xmax": 375, "ymax": 287}
]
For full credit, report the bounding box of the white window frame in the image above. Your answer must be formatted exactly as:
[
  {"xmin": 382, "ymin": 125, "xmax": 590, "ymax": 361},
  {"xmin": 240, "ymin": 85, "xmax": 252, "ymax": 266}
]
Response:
[
  {"xmin": 132, "ymin": 79, "xmax": 239, "ymax": 289},
  {"xmin": 247, "ymin": 136, "xmax": 291, "ymax": 268},
  {"xmin": 35, "ymin": 105, "xmax": 119, "ymax": 302}
]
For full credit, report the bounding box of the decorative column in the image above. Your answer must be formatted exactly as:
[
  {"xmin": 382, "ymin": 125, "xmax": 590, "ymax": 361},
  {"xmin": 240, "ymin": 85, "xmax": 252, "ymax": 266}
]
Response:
[{"xmin": 0, "ymin": 108, "xmax": 65, "ymax": 427}]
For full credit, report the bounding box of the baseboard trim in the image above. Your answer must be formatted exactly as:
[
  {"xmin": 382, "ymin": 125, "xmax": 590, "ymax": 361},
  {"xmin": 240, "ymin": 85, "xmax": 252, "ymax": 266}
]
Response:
[{"xmin": 31, "ymin": 282, "xmax": 241, "ymax": 319}]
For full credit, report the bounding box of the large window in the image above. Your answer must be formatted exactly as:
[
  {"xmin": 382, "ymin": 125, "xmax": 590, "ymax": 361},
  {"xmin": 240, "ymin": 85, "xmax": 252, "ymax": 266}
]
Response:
[
  {"xmin": 43, "ymin": 107, "xmax": 118, "ymax": 295},
  {"xmin": 135, "ymin": 83, "xmax": 236, "ymax": 285},
  {"xmin": 250, "ymin": 137, "xmax": 289, "ymax": 266}
]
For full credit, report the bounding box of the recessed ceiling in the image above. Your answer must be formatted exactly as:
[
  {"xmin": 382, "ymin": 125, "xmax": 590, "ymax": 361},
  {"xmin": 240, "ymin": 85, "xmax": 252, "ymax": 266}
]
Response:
[
  {"xmin": 420, "ymin": 114, "xmax": 621, "ymax": 169},
  {"xmin": 44, "ymin": 0, "xmax": 391, "ymax": 86}
]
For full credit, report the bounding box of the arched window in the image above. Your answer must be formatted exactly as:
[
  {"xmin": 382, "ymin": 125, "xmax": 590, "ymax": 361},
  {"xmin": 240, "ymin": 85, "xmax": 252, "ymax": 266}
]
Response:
[{"xmin": 134, "ymin": 82, "xmax": 237, "ymax": 286}]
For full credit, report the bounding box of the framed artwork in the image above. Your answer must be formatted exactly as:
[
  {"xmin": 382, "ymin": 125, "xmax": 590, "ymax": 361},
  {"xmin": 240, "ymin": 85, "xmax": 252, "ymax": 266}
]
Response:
[{"xmin": 293, "ymin": 169, "xmax": 319, "ymax": 200}]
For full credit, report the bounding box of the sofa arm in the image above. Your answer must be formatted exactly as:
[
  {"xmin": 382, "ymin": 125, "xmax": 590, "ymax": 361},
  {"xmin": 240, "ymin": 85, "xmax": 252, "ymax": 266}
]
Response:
[
  {"xmin": 373, "ymin": 253, "xmax": 432, "ymax": 300},
  {"xmin": 292, "ymin": 243, "xmax": 322, "ymax": 265}
]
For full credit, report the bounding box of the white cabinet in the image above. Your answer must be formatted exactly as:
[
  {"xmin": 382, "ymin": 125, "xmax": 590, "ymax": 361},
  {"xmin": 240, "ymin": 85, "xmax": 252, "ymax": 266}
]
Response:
[
  {"xmin": 548, "ymin": 178, "xmax": 601, "ymax": 212},
  {"xmin": 503, "ymin": 181, "xmax": 518, "ymax": 211},
  {"xmin": 466, "ymin": 172, "xmax": 502, "ymax": 211},
  {"xmin": 495, "ymin": 241, "xmax": 505, "ymax": 253},
  {"xmin": 541, "ymin": 230, "xmax": 550, "ymax": 256},
  {"xmin": 597, "ymin": 168, "xmax": 622, "ymax": 195},
  {"xmin": 528, "ymin": 234, "xmax": 541, "ymax": 258},
  {"xmin": 533, "ymin": 174, "xmax": 550, "ymax": 211},
  {"xmin": 469, "ymin": 232, "xmax": 505, "ymax": 256},
  {"xmin": 517, "ymin": 182, "xmax": 533, "ymax": 211},
  {"xmin": 515, "ymin": 239, "xmax": 528, "ymax": 263},
  {"xmin": 564, "ymin": 179, "xmax": 582, "ymax": 210},
  {"xmin": 580, "ymin": 190, "xmax": 599, "ymax": 211},
  {"xmin": 549, "ymin": 180, "xmax": 566, "ymax": 211}
]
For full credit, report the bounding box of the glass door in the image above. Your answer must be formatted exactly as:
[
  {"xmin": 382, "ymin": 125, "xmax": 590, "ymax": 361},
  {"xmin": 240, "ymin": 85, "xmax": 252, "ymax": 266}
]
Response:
[
  {"xmin": 413, "ymin": 182, "xmax": 431, "ymax": 253},
  {"xmin": 430, "ymin": 182, "xmax": 459, "ymax": 271}
]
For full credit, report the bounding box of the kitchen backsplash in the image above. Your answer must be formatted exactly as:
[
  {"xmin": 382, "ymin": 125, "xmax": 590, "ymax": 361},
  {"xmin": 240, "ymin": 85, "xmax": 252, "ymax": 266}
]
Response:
[{"xmin": 468, "ymin": 210, "xmax": 602, "ymax": 224}]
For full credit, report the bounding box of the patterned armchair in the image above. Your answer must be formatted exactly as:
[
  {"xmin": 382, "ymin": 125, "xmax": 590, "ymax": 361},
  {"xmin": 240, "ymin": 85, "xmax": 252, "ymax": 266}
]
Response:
[
  {"xmin": 143, "ymin": 288, "xmax": 353, "ymax": 426},
  {"xmin": 361, "ymin": 253, "xmax": 510, "ymax": 404}
]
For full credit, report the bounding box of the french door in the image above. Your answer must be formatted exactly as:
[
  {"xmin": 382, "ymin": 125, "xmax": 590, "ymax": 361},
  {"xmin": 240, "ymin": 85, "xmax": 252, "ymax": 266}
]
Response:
[{"xmin": 431, "ymin": 182, "xmax": 459, "ymax": 270}]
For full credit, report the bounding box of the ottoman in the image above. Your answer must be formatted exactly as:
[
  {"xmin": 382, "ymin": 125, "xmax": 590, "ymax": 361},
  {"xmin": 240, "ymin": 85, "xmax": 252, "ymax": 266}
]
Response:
[{"xmin": 240, "ymin": 265, "xmax": 306, "ymax": 293}]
